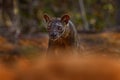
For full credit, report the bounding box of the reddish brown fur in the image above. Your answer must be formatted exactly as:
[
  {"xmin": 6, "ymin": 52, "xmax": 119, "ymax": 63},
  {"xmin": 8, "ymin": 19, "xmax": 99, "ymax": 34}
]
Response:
[{"xmin": 43, "ymin": 14, "xmax": 79, "ymax": 56}]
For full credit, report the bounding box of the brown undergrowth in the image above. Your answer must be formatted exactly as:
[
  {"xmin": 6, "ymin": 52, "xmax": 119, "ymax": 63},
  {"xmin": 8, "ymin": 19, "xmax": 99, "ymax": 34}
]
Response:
[
  {"xmin": 0, "ymin": 32, "xmax": 120, "ymax": 80},
  {"xmin": 0, "ymin": 55, "xmax": 120, "ymax": 80}
]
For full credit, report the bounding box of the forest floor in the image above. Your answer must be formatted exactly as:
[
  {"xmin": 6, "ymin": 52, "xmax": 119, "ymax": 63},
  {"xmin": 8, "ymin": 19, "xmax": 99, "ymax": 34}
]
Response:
[
  {"xmin": 79, "ymin": 32, "xmax": 120, "ymax": 57},
  {"xmin": 0, "ymin": 31, "xmax": 120, "ymax": 59},
  {"xmin": 0, "ymin": 31, "xmax": 120, "ymax": 80}
]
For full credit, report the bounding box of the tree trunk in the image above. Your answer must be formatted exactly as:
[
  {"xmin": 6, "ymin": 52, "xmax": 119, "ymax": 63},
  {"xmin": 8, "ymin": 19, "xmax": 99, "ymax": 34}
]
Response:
[
  {"xmin": 2, "ymin": 0, "xmax": 13, "ymax": 27},
  {"xmin": 113, "ymin": 0, "xmax": 120, "ymax": 31},
  {"xmin": 79, "ymin": 0, "xmax": 89, "ymax": 31},
  {"xmin": 1, "ymin": 0, "xmax": 20, "ymax": 43},
  {"xmin": 115, "ymin": 0, "xmax": 120, "ymax": 25}
]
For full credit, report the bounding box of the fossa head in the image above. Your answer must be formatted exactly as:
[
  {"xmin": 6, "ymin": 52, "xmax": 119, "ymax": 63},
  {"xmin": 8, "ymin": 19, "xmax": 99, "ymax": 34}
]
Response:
[{"xmin": 43, "ymin": 14, "xmax": 70, "ymax": 41}]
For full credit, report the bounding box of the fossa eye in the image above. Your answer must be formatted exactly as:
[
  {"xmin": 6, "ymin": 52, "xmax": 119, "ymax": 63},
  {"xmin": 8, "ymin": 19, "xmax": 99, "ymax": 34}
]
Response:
[
  {"xmin": 58, "ymin": 26, "xmax": 62, "ymax": 30},
  {"xmin": 47, "ymin": 26, "xmax": 51, "ymax": 31}
]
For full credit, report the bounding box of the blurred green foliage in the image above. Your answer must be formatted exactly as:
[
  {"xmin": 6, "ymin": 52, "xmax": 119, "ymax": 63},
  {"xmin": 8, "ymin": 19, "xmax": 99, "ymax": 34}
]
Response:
[
  {"xmin": 19, "ymin": 0, "xmax": 115, "ymax": 32},
  {"xmin": 1, "ymin": 0, "xmax": 117, "ymax": 33},
  {"xmin": 84, "ymin": 0, "xmax": 115, "ymax": 31}
]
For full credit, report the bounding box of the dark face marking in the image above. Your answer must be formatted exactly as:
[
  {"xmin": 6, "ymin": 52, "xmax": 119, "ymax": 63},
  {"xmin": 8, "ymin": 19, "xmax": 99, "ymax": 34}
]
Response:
[{"xmin": 47, "ymin": 19, "xmax": 65, "ymax": 41}]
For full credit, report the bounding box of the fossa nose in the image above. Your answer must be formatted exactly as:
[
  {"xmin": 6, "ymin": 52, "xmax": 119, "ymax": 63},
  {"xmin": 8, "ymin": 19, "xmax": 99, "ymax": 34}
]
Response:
[{"xmin": 50, "ymin": 33, "xmax": 57, "ymax": 39}]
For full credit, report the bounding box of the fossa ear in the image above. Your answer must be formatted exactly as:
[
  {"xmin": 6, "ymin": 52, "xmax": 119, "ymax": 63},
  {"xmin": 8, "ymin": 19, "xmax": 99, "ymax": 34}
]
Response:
[
  {"xmin": 43, "ymin": 14, "xmax": 51, "ymax": 23},
  {"xmin": 61, "ymin": 15, "xmax": 70, "ymax": 24}
]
